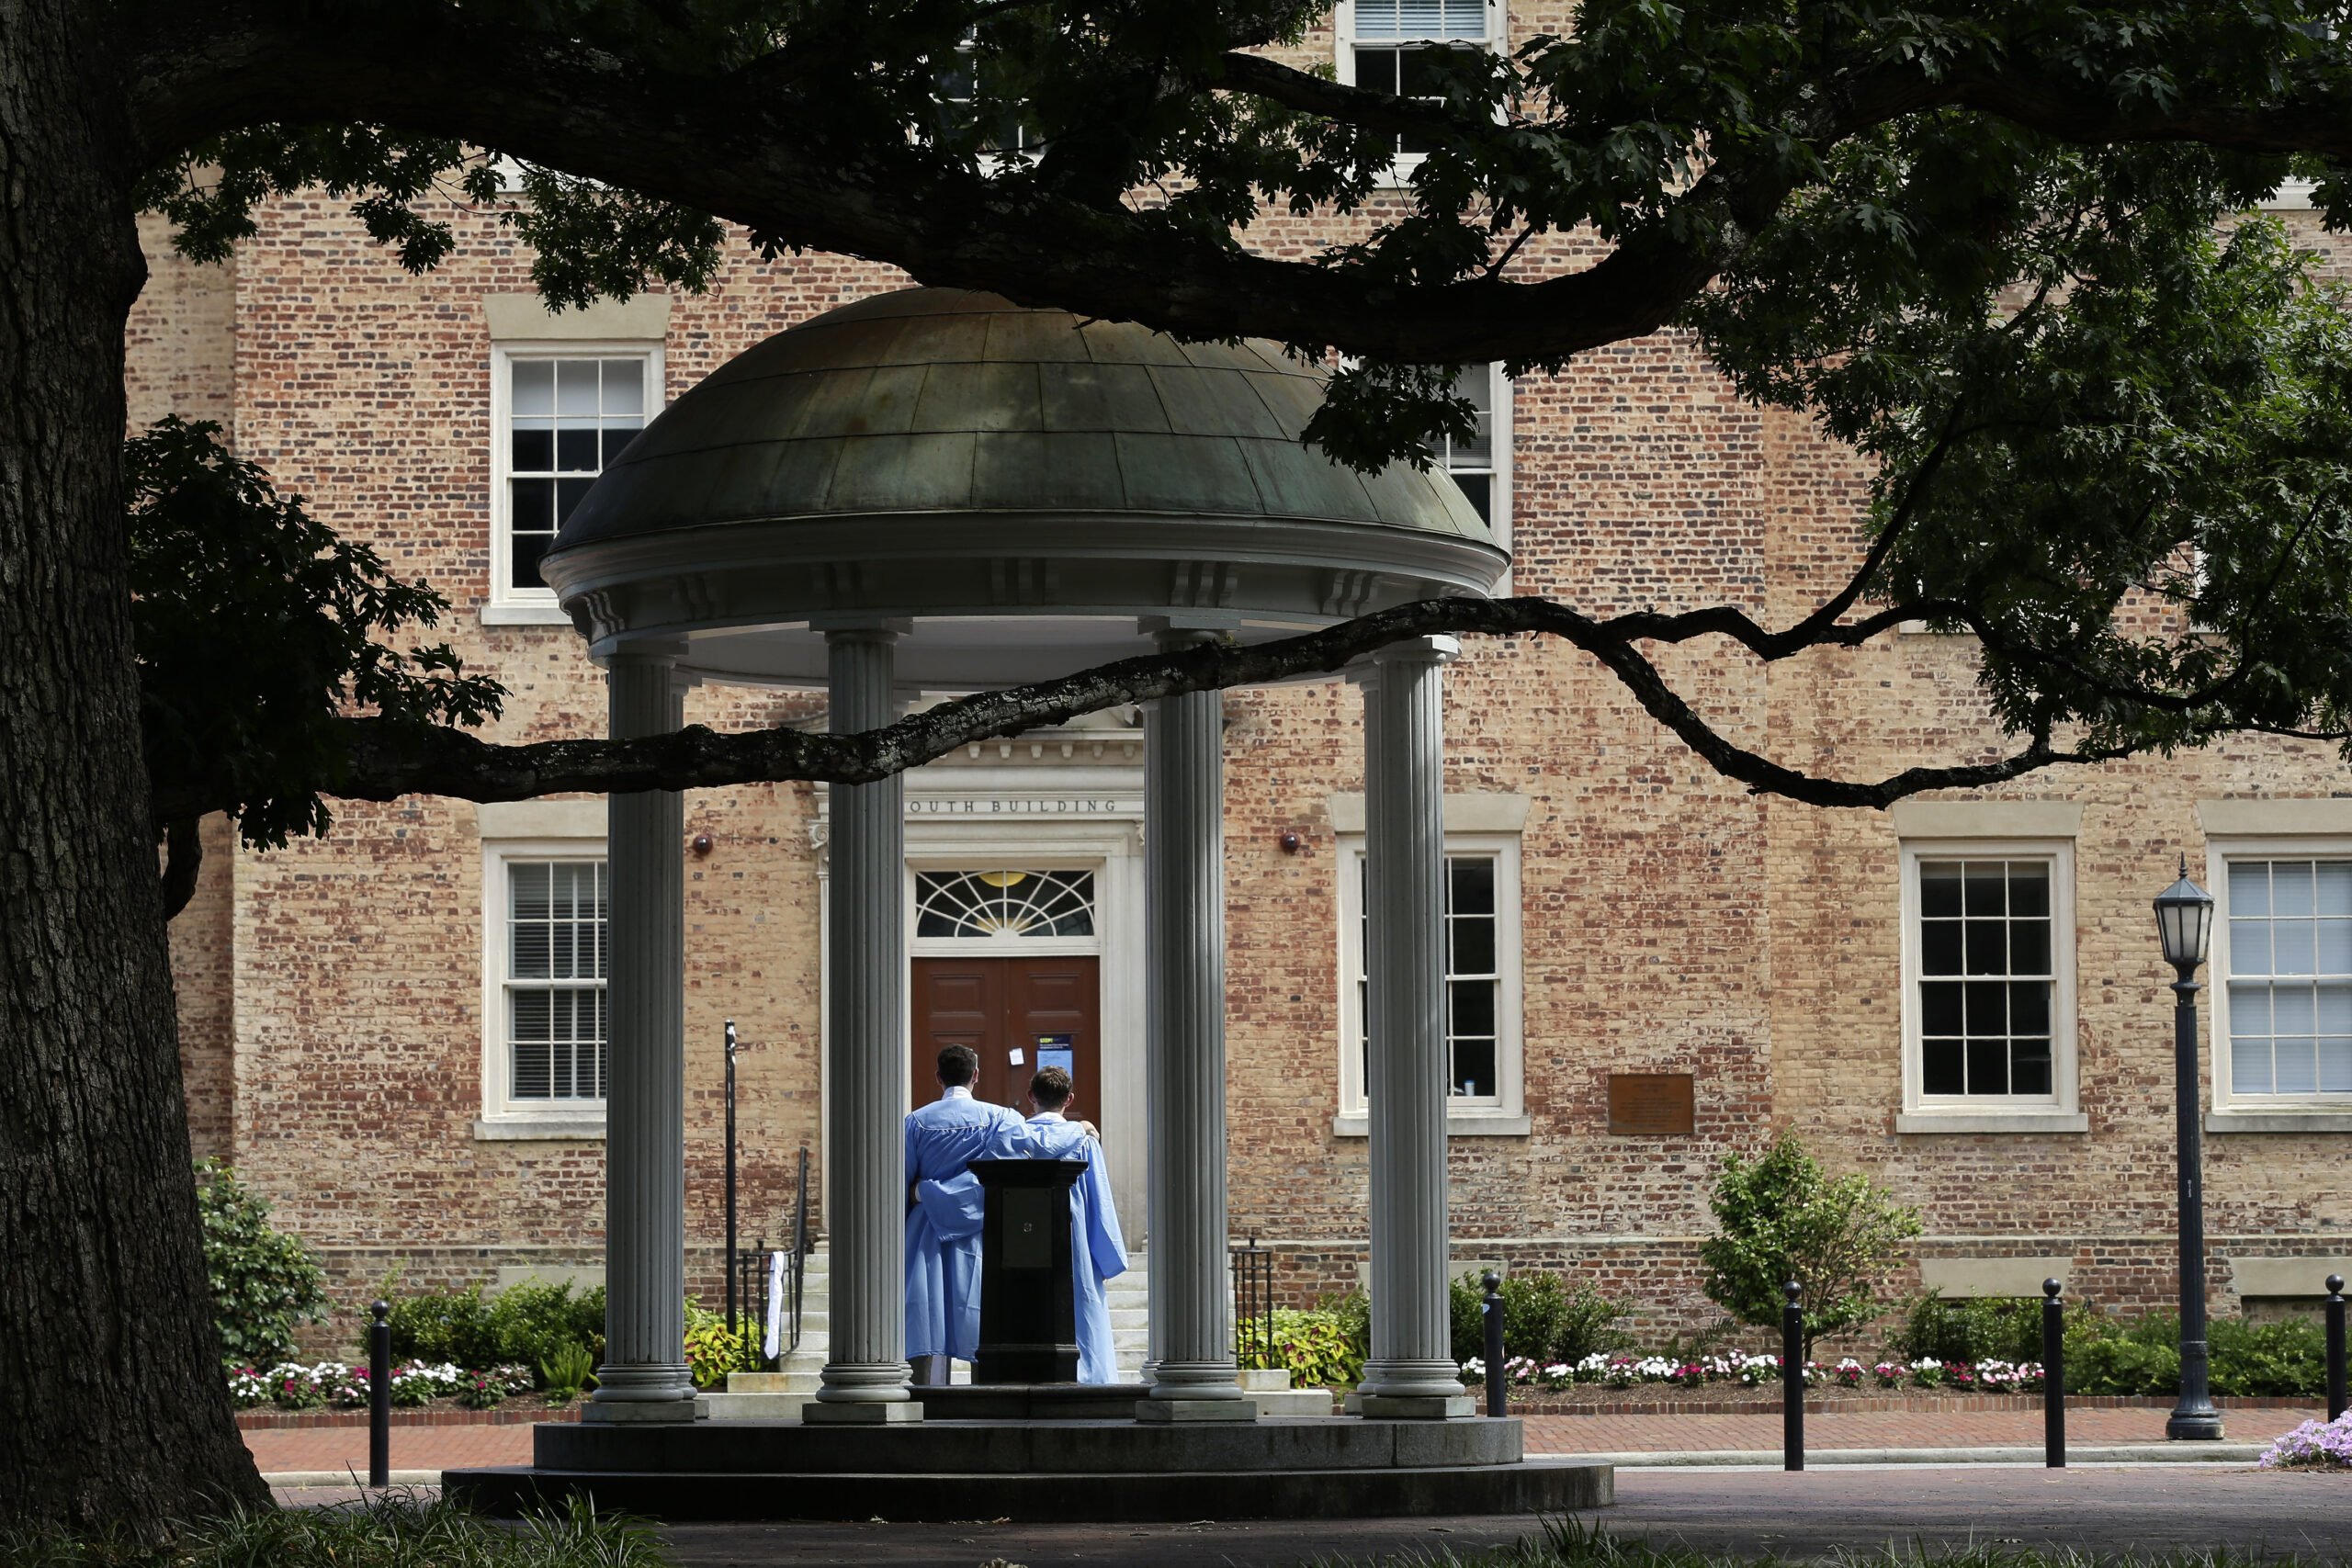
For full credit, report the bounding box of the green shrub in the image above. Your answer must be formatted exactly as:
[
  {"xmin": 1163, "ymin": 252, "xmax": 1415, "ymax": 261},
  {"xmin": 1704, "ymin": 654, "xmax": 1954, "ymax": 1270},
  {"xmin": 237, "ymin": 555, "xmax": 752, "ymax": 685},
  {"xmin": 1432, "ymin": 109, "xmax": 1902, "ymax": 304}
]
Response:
[
  {"xmin": 1448, "ymin": 1270, "xmax": 1631, "ymax": 1367},
  {"xmin": 1890, "ymin": 1292, "xmax": 2045, "ymax": 1366},
  {"xmin": 1699, "ymin": 1130, "xmax": 1922, "ymax": 1356},
  {"xmin": 2058, "ymin": 1308, "xmax": 2326, "ymax": 1396},
  {"xmin": 378, "ymin": 1276, "xmax": 605, "ymax": 1382},
  {"xmin": 195, "ymin": 1159, "xmax": 328, "ymax": 1371},
  {"xmin": 1325, "ymin": 1287, "xmax": 1372, "ymax": 1367},
  {"xmin": 1241, "ymin": 1308, "xmax": 1364, "ymax": 1388},
  {"xmin": 2213, "ymin": 1314, "xmax": 2327, "ymax": 1395},
  {"xmin": 538, "ymin": 1341, "xmax": 598, "ymax": 1400},
  {"xmin": 684, "ymin": 1300, "xmax": 763, "ymax": 1389}
]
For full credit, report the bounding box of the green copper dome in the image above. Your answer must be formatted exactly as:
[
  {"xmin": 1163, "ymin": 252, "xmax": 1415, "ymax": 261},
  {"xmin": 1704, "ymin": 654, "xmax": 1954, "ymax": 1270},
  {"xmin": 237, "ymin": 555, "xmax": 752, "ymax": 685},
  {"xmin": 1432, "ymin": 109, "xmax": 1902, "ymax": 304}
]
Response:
[{"xmin": 544, "ymin": 288, "xmax": 1506, "ymax": 688}]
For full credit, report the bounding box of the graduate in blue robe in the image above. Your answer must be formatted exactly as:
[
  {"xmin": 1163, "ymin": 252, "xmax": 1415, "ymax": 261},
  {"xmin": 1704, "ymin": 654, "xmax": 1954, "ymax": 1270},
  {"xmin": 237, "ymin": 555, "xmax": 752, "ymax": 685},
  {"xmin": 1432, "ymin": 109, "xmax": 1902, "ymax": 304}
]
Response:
[
  {"xmin": 903, "ymin": 1044, "xmax": 1021, "ymax": 1384},
  {"xmin": 997, "ymin": 1066, "xmax": 1128, "ymax": 1384}
]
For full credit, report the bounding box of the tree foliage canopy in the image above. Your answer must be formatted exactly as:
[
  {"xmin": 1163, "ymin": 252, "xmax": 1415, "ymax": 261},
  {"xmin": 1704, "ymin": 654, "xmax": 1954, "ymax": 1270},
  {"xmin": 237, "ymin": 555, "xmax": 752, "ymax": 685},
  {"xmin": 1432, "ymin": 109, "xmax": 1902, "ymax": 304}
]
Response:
[
  {"xmin": 105, "ymin": 0, "xmax": 2352, "ymax": 830},
  {"xmin": 1700, "ymin": 1130, "xmax": 1923, "ymax": 1355}
]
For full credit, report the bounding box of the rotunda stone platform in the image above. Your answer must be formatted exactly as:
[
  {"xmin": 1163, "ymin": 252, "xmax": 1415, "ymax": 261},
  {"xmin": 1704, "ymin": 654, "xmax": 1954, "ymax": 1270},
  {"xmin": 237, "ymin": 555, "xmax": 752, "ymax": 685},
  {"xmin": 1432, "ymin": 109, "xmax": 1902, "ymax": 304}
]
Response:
[{"xmin": 441, "ymin": 1416, "xmax": 1612, "ymax": 1522}]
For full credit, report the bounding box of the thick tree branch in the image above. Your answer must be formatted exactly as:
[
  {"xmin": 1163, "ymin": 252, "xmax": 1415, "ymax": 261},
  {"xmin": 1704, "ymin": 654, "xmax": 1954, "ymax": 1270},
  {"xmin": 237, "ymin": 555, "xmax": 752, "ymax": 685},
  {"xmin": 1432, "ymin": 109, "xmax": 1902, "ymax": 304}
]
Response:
[{"xmin": 149, "ymin": 595, "xmax": 2162, "ymax": 823}]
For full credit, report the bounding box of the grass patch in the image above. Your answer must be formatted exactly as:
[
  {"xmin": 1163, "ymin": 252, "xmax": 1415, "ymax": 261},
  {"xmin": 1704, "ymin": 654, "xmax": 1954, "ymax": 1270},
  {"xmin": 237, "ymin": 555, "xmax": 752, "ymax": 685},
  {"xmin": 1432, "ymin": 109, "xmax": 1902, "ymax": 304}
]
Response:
[
  {"xmin": 0, "ymin": 1491, "xmax": 665, "ymax": 1568},
  {"xmin": 1309, "ymin": 1517, "xmax": 2341, "ymax": 1568}
]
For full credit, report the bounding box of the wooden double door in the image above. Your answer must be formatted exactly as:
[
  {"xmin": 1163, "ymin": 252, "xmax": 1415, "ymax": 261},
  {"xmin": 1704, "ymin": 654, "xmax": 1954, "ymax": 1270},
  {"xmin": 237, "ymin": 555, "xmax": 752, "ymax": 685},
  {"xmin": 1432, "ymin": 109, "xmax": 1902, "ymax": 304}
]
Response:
[{"xmin": 911, "ymin": 955, "xmax": 1101, "ymax": 1118}]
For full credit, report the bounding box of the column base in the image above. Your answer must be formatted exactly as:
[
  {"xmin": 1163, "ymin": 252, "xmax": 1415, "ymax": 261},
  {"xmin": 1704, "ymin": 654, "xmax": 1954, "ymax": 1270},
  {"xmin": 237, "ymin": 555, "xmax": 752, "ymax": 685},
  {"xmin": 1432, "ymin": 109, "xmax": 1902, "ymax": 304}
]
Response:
[
  {"xmin": 582, "ymin": 1396, "xmax": 708, "ymax": 1424},
  {"xmin": 2165, "ymin": 1409, "xmax": 2226, "ymax": 1441},
  {"xmin": 1137, "ymin": 1397, "xmax": 1260, "ymax": 1423},
  {"xmin": 1356, "ymin": 1394, "xmax": 1477, "ymax": 1421},
  {"xmin": 802, "ymin": 1400, "xmax": 925, "ymax": 1425}
]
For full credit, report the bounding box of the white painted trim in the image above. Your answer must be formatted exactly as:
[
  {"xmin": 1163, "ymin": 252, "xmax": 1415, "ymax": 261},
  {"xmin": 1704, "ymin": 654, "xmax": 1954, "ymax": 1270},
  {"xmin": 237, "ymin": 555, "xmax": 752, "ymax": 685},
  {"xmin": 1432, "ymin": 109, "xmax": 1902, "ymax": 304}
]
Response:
[
  {"xmin": 1334, "ymin": 828, "xmax": 1525, "ymax": 1132},
  {"xmin": 2198, "ymin": 798, "xmax": 2352, "ymax": 836},
  {"xmin": 488, "ymin": 339, "xmax": 666, "ymax": 615},
  {"xmin": 1326, "ymin": 791, "xmax": 1529, "ymax": 834},
  {"xmin": 475, "ymin": 799, "xmax": 606, "ymax": 840},
  {"xmin": 477, "ymin": 837, "xmax": 610, "ymax": 1129},
  {"xmin": 484, "ymin": 293, "xmax": 673, "ymax": 341},
  {"xmin": 1897, "ymin": 837, "xmax": 2079, "ymax": 1126},
  {"xmin": 1333, "ymin": 0, "xmax": 1509, "ymax": 188},
  {"xmin": 1887, "ymin": 800, "xmax": 2084, "ymax": 839},
  {"xmin": 2201, "ymin": 832, "xmax": 2352, "ymax": 1116}
]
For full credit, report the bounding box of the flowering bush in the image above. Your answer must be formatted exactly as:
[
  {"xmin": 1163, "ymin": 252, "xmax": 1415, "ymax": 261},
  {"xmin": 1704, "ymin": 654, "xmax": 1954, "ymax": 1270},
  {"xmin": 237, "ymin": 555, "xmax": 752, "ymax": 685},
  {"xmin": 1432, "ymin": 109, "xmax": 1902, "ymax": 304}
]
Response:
[
  {"xmin": 1452, "ymin": 1348, "xmax": 2043, "ymax": 1395},
  {"xmin": 1827, "ymin": 1359, "xmax": 1866, "ymax": 1389},
  {"xmin": 227, "ymin": 1366, "xmax": 272, "ymax": 1408},
  {"xmin": 457, "ymin": 1364, "xmax": 533, "ymax": 1410},
  {"xmin": 260, "ymin": 1360, "xmax": 371, "ymax": 1410},
  {"xmin": 2261, "ymin": 1412, "xmax": 2352, "ymax": 1469},
  {"xmin": 1873, "ymin": 1362, "xmax": 1905, "ymax": 1388},
  {"xmin": 390, "ymin": 1360, "xmax": 465, "ymax": 1407}
]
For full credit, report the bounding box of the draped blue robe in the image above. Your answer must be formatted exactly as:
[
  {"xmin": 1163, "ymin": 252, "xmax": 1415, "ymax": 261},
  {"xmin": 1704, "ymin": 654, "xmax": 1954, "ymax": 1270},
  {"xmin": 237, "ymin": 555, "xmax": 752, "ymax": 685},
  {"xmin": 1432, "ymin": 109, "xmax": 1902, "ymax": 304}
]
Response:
[
  {"xmin": 917, "ymin": 1114, "xmax": 1128, "ymax": 1382},
  {"xmin": 903, "ymin": 1089, "xmax": 1022, "ymax": 1363}
]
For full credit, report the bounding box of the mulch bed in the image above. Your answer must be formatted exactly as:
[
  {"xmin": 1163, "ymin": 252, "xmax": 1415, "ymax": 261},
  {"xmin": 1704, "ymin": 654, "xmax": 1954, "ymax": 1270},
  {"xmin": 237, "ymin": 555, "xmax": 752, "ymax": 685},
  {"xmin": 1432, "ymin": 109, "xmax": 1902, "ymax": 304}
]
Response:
[
  {"xmin": 236, "ymin": 1401, "xmax": 586, "ymax": 1430},
  {"xmin": 1498, "ymin": 1388, "xmax": 2324, "ymax": 1416}
]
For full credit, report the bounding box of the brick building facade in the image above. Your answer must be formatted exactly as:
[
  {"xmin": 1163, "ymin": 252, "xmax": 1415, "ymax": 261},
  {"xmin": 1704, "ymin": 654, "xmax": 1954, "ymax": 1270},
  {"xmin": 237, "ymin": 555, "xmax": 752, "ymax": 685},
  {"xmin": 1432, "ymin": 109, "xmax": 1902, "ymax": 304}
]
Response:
[{"xmin": 133, "ymin": 18, "xmax": 2352, "ymax": 1354}]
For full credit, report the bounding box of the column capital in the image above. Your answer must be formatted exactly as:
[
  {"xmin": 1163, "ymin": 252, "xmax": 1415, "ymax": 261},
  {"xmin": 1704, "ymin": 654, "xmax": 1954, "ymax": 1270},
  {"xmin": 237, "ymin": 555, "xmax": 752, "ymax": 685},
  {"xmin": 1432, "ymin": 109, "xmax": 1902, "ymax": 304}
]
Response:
[
  {"xmin": 1371, "ymin": 635, "xmax": 1462, "ymax": 669},
  {"xmin": 812, "ymin": 615, "xmax": 913, "ymax": 642}
]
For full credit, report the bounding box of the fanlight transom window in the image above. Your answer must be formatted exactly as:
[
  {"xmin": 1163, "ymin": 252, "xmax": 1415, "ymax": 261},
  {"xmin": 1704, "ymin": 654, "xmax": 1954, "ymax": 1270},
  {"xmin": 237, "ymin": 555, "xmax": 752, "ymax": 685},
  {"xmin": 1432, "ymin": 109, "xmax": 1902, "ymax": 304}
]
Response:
[{"xmin": 916, "ymin": 869, "xmax": 1096, "ymax": 938}]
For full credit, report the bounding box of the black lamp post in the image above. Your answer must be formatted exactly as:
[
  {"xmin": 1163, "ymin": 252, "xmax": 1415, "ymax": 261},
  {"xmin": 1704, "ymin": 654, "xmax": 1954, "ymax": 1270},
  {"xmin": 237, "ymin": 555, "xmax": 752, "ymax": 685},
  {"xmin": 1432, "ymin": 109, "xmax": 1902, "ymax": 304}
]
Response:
[{"xmin": 2154, "ymin": 857, "xmax": 2223, "ymax": 1442}]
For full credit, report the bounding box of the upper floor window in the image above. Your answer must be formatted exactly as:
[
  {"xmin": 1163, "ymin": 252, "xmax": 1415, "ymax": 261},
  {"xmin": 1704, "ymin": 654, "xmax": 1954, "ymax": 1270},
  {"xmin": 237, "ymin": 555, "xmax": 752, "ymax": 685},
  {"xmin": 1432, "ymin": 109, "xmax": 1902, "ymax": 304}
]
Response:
[
  {"xmin": 1441, "ymin": 364, "xmax": 1503, "ymax": 526},
  {"xmin": 490, "ymin": 347, "xmax": 658, "ymax": 609},
  {"xmin": 2222, "ymin": 858, "xmax": 2352, "ymax": 1097},
  {"xmin": 934, "ymin": 28, "xmax": 1036, "ymax": 155},
  {"xmin": 1338, "ymin": 0, "xmax": 1498, "ymax": 162}
]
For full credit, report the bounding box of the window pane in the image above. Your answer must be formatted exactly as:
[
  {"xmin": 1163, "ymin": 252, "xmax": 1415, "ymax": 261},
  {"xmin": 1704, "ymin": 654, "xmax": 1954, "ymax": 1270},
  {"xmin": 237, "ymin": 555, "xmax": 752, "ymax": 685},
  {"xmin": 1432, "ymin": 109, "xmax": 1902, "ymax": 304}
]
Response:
[
  {"xmin": 1920, "ymin": 981, "xmax": 1963, "ymax": 1037},
  {"xmin": 556, "ymin": 427, "xmax": 601, "ymax": 471},
  {"xmin": 1922, "ymin": 1036, "xmax": 1965, "ymax": 1095},
  {"xmin": 2277, "ymin": 862, "xmax": 2316, "ymax": 917},
  {"xmin": 1353, "ymin": 47, "xmax": 1400, "ymax": 91},
  {"xmin": 2278, "ymin": 1036, "xmax": 2320, "ymax": 1094},
  {"xmin": 1964, "ymin": 920, "xmax": 2007, "ymax": 975},
  {"xmin": 513, "ymin": 360, "xmax": 555, "ymax": 417},
  {"xmin": 512, "ymin": 427, "xmax": 554, "ymax": 470},
  {"xmin": 513, "ymin": 1040, "xmax": 552, "ymax": 1099},
  {"xmin": 555, "ymin": 359, "xmax": 600, "ymax": 416},
  {"xmin": 1965, "ymin": 980, "xmax": 2007, "ymax": 1037},
  {"xmin": 556, "ymin": 477, "xmax": 595, "ymax": 525},
  {"xmin": 2010, "ymin": 1039, "xmax": 2052, "ymax": 1096},
  {"xmin": 2320, "ymin": 919, "xmax": 2352, "ymax": 975},
  {"xmin": 2321, "ymin": 983, "xmax": 2352, "ymax": 1035},
  {"xmin": 2277, "ymin": 919, "xmax": 2318, "ymax": 976},
  {"xmin": 2231, "ymin": 859, "xmax": 2271, "ymax": 917},
  {"xmin": 2232, "ymin": 980, "xmax": 2273, "ymax": 1037},
  {"xmin": 511, "ymin": 863, "xmax": 551, "ymax": 920},
  {"xmin": 1450, "ymin": 977, "xmax": 1495, "ymax": 1040},
  {"xmin": 2233, "ymin": 1038, "xmax": 2275, "ymax": 1095},
  {"xmin": 1963, "ymin": 863, "xmax": 2006, "ymax": 916},
  {"xmin": 1448, "ymin": 856, "xmax": 1494, "ymax": 915},
  {"xmin": 512, "ymin": 989, "xmax": 551, "ymax": 1042},
  {"xmin": 1448, "ymin": 471, "xmax": 1490, "ymax": 521},
  {"xmin": 2322, "ymin": 1036, "xmax": 2352, "ymax": 1094},
  {"xmin": 511, "ymin": 534, "xmax": 551, "ymax": 590},
  {"xmin": 1450, "ymin": 914, "xmax": 1495, "ymax": 977},
  {"xmin": 2232, "ymin": 918, "xmax": 2273, "ymax": 976},
  {"xmin": 2009, "ymin": 919, "xmax": 2050, "ymax": 976},
  {"xmin": 1920, "ymin": 863, "xmax": 1962, "ymax": 918},
  {"xmin": 601, "ymin": 359, "xmax": 645, "ymax": 415},
  {"xmin": 2321, "ymin": 862, "xmax": 2352, "ymax": 919},
  {"xmin": 1966, "ymin": 1035, "xmax": 2008, "ymax": 1096},
  {"xmin": 2009, "ymin": 980, "xmax": 2050, "ymax": 1038},
  {"xmin": 1922, "ymin": 921, "xmax": 1962, "ymax": 976},
  {"xmin": 2007, "ymin": 865, "xmax": 2050, "ymax": 918},
  {"xmin": 1452, "ymin": 1036, "xmax": 1496, "ymax": 1099},
  {"xmin": 2277, "ymin": 984, "xmax": 2318, "ymax": 1037},
  {"xmin": 602, "ymin": 425, "xmax": 641, "ymax": 468}
]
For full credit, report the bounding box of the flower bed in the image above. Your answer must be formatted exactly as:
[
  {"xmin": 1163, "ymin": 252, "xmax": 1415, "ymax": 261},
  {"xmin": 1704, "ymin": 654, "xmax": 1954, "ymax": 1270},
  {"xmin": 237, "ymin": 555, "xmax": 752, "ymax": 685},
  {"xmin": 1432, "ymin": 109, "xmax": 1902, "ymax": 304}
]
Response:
[
  {"xmin": 1457, "ymin": 1351, "xmax": 2046, "ymax": 1394},
  {"xmin": 227, "ymin": 1359, "xmax": 537, "ymax": 1413},
  {"xmin": 2261, "ymin": 1411, "xmax": 2352, "ymax": 1469}
]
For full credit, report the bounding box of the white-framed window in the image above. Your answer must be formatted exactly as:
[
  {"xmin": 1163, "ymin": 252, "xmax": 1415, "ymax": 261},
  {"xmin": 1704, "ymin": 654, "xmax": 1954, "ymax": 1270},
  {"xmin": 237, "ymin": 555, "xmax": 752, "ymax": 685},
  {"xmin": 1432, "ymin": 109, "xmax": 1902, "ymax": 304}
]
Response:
[
  {"xmin": 1335, "ymin": 0, "xmax": 1501, "ymax": 175},
  {"xmin": 1335, "ymin": 829, "xmax": 1525, "ymax": 1134},
  {"xmin": 479, "ymin": 832, "xmax": 609, "ymax": 1136},
  {"xmin": 2211, "ymin": 844, "xmax": 2352, "ymax": 1105},
  {"xmin": 1897, "ymin": 838, "xmax": 2082, "ymax": 1132},
  {"xmin": 1441, "ymin": 363, "xmax": 1512, "ymax": 551},
  {"xmin": 488, "ymin": 344, "xmax": 661, "ymax": 613},
  {"xmin": 934, "ymin": 28, "xmax": 1037, "ymax": 155}
]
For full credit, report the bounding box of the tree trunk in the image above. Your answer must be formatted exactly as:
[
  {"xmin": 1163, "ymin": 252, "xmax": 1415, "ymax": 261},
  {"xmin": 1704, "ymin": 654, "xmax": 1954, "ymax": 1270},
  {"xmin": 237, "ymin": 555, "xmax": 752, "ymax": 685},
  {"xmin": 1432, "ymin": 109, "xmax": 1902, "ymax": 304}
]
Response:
[{"xmin": 0, "ymin": 0, "xmax": 270, "ymax": 1529}]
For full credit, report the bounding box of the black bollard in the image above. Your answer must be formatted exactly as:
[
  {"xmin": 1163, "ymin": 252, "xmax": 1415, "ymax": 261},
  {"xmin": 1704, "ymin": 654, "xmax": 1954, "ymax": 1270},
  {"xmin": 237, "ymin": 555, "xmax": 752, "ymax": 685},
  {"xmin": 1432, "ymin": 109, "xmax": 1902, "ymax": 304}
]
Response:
[
  {"xmin": 368, "ymin": 1299, "xmax": 390, "ymax": 1488},
  {"xmin": 2328, "ymin": 1275, "xmax": 2346, "ymax": 1423},
  {"xmin": 1782, "ymin": 1280, "xmax": 1804, "ymax": 1472},
  {"xmin": 1483, "ymin": 1270, "xmax": 1507, "ymax": 1418},
  {"xmin": 2042, "ymin": 1278, "xmax": 2065, "ymax": 1468}
]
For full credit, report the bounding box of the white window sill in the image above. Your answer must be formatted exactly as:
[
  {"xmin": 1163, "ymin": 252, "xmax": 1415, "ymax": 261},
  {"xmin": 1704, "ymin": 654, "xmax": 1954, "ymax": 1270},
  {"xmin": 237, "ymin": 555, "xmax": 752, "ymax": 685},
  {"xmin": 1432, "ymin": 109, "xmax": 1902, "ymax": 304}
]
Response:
[
  {"xmin": 2206, "ymin": 1110, "xmax": 2352, "ymax": 1134},
  {"xmin": 1332, "ymin": 1111, "xmax": 1532, "ymax": 1138},
  {"xmin": 1895, "ymin": 1111, "xmax": 2088, "ymax": 1134},
  {"xmin": 480, "ymin": 603, "xmax": 574, "ymax": 627},
  {"xmin": 474, "ymin": 1115, "xmax": 606, "ymax": 1141}
]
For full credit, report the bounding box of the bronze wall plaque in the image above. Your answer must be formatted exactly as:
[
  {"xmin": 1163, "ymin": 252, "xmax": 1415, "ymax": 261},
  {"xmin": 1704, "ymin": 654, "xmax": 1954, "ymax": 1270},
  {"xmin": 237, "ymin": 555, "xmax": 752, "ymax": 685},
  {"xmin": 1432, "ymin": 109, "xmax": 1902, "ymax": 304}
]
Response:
[{"xmin": 1608, "ymin": 1072, "xmax": 1695, "ymax": 1135}]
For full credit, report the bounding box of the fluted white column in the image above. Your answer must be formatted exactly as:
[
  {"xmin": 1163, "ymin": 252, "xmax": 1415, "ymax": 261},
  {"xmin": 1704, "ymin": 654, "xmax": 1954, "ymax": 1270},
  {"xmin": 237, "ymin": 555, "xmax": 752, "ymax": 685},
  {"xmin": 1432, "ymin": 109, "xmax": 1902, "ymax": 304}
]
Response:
[
  {"xmin": 808, "ymin": 625, "xmax": 920, "ymax": 1420},
  {"xmin": 592, "ymin": 645, "xmax": 696, "ymax": 1416},
  {"xmin": 1139, "ymin": 627, "xmax": 1252, "ymax": 1420},
  {"xmin": 1357, "ymin": 636, "xmax": 1469, "ymax": 1417}
]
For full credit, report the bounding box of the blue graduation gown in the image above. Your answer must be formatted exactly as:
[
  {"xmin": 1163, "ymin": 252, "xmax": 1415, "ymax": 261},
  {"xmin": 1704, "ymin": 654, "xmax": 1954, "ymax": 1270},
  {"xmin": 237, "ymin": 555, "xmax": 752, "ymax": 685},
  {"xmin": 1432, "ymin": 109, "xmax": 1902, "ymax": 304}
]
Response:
[
  {"xmin": 999, "ymin": 1115, "xmax": 1129, "ymax": 1383},
  {"xmin": 903, "ymin": 1089, "xmax": 1021, "ymax": 1362}
]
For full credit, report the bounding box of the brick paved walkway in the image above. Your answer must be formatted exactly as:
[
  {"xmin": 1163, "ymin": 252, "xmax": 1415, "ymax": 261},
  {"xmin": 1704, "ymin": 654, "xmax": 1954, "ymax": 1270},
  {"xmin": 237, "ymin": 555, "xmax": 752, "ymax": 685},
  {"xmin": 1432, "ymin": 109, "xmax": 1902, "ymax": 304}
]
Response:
[{"xmin": 252, "ymin": 1404, "xmax": 2324, "ymax": 1481}]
